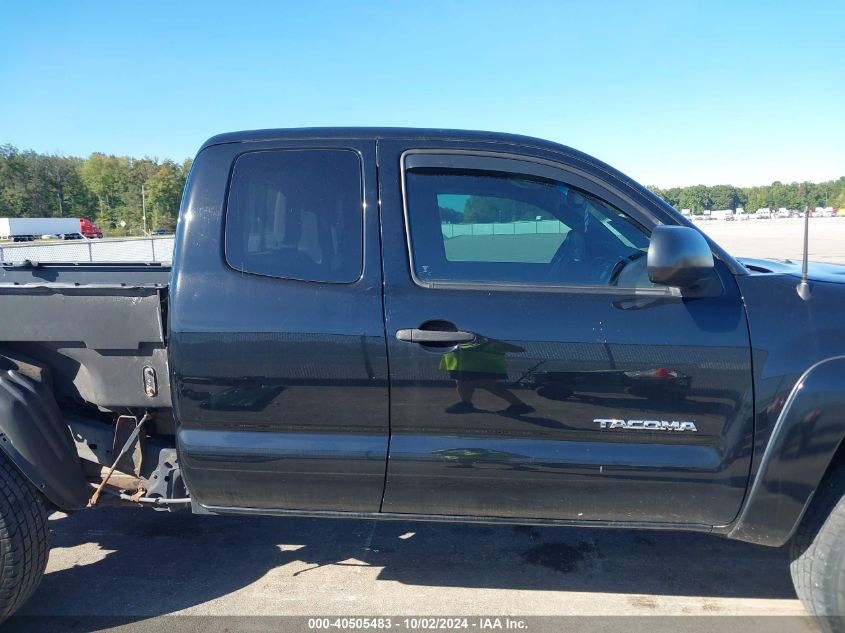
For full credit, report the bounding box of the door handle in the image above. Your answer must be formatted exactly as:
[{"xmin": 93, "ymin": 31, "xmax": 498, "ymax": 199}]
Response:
[{"xmin": 395, "ymin": 328, "xmax": 475, "ymax": 344}]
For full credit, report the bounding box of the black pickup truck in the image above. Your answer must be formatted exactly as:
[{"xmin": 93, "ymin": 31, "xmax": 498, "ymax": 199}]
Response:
[{"xmin": 1, "ymin": 128, "xmax": 844, "ymax": 625}]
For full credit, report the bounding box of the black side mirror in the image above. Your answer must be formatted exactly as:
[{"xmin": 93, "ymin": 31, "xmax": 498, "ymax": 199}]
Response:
[{"xmin": 647, "ymin": 226, "xmax": 715, "ymax": 287}]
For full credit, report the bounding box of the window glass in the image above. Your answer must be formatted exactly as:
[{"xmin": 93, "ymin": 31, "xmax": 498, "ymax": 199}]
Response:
[
  {"xmin": 225, "ymin": 150, "xmax": 363, "ymax": 282},
  {"xmin": 439, "ymin": 191, "xmax": 567, "ymax": 263},
  {"xmin": 405, "ymin": 168, "xmax": 652, "ymax": 287}
]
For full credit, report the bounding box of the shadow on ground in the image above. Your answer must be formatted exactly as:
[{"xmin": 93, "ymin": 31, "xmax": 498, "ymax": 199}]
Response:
[{"xmin": 9, "ymin": 507, "xmax": 797, "ymax": 630}]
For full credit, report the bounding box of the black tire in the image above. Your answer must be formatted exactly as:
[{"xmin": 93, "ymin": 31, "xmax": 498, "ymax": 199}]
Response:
[
  {"xmin": 790, "ymin": 465, "xmax": 845, "ymax": 632},
  {"xmin": 0, "ymin": 456, "xmax": 49, "ymax": 620}
]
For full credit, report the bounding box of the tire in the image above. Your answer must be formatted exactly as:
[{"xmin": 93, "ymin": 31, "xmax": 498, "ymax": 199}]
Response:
[
  {"xmin": 790, "ymin": 465, "xmax": 845, "ymax": 632},
  {"xmin": 0, "ymin": 456, "xmax": 49, "ymax": 620}
]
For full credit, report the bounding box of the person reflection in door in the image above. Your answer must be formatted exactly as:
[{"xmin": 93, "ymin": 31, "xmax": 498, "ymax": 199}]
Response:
[{"xmin": 440, "ymin": 337, "xmax": 535, "ymax": 415}]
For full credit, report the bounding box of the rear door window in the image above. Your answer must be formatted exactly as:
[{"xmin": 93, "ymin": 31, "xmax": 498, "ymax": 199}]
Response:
[{"xmin": 225, "ymin": 149, "xmax": 363, "ymax": 283}]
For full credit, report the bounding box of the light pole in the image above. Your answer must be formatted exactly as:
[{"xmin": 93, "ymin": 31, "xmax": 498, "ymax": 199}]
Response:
[{"xmin": 141, "ymin": 183, "xmax": 148, "ymax": 236}]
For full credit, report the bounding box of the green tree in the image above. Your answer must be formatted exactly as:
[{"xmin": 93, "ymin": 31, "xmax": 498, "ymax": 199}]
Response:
[
  {"xmin": 647, "ymin": 186, "xmax": 682, "ymax": 209},
  {"xmin": 0, "ymin": 147, "xmax": 55, "ymax": 217},
  {"xmin": 145, "ymin": 160, "xmax": 184, "ymax": 231},
  {"xmin": 0, "ymin": 146, "xmax": 192, "ymax": 235},
  {"xmin": 463, "ymin": 196, "xmax": 547, "ymax": 223},
  {"xmin": 678, "ymin": 185, "xmax": 711, "ymax": 213},
  {"xmin": 79, "ymin": 153, "xmax": 126, "ymax": 229},
  {"xmin": 0, "ymin": 145, "xmax": 27, "ymax": 216},
  {"xmin": 709, "ymin": 184, "xmax": 740, "ymax": 210},
  {"xmin": 439, "ymin": 206, "xmax": 463, "ymax": 223},
  {"xmin": 43, "ymin": 155, "xmax": 79, "ymax": 217}
]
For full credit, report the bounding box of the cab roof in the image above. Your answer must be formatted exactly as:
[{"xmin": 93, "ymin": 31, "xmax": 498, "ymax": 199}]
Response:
[{"xmin": 200, "ymin": 127, "xmax": 574, "ymax": 154}]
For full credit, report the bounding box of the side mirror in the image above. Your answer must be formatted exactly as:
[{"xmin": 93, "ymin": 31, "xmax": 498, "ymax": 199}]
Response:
[{"xmin": 647, "ymin": 226, "xmax": 715, "ymax": 287}]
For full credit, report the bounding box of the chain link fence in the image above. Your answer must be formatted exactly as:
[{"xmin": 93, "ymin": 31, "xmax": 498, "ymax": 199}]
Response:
[{"xmin": 0, "ymin": 236, "xmax": 175, "ymax": 264}]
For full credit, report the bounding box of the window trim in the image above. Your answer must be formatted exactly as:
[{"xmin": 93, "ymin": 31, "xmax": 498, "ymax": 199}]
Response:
[
  {"xmin": 400, "ymin": 149, "xmax": 674, "ymax": 295},
  {"xmin": 223, "ymin": 147, "xmax": 366, "ymax": 284}
]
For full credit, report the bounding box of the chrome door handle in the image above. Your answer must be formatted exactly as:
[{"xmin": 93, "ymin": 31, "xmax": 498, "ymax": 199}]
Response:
[{"xmin": 395, "ymin": 328, "xmax": 475, "ymax": 344}]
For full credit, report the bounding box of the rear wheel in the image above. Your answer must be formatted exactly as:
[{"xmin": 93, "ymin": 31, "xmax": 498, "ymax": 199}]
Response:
[
  {"xmin": 0, "ymin": 456, "xmax": 49, "ymax": 620},
  {"xmin": 790, "ymin": 466, "xmax": 845, "ymax": 632}
]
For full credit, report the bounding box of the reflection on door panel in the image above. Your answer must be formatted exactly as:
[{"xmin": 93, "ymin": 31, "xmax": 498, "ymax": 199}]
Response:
[{"xmin": 381, "ymin": 152, "xmax": 753, "ymax": 526}]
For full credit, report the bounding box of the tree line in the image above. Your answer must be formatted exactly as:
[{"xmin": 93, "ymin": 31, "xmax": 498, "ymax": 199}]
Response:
[
  {"xmin": 647, "ymin": 179, "xmax": 845, "ymax": 214},
  {"xmin": 440, "ymin": 179, "xmax": 845, "ymax": 225},
  {"xmin": 0, "ymin": 145, "xmax": 191, "ymax": 236},
  {"xmin": 3, "ymin": 144, "xmax": 844, "ymax": 232}
]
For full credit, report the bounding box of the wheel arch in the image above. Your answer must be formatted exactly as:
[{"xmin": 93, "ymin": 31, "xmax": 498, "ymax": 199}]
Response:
[
  {"xmin": 0, "ymin": 354, "xmax": 89, "ymax": 511},
  {"xmin": 727, "ymin": 355, "xmax": 845, "ymax": 546}
]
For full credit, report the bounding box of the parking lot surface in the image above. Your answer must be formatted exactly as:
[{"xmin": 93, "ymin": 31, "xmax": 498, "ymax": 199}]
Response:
[
  {"xmin": 17, "ymin": 508, "xmax": 807, "ymax": 625},
  {"xmin": 699, "ymin": 216, "xmax": 845, "ymax": 263}
]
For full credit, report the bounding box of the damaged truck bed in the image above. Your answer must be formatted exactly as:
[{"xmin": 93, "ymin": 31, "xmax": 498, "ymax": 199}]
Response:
[{"xmin": 0, "ymin": 261, "xmax": 183, "ymax": 510}]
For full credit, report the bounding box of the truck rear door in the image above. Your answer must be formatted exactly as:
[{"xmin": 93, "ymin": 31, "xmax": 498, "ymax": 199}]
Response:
[
  {"xmin": 377, "ymin": 138, "xmax": 754, "ymax": 526},
  {"xmin": 171, "ymin": 138, "xmax": 389, "ymax": 513}
]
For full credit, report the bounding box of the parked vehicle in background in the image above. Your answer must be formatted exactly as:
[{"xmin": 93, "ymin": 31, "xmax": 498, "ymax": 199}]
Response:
[
  {"xmin": 0, "ymin": 217, "xmax": 103, "ymax": 241},
  {"xmin": 734, "ymin": 209, "xmax": 750, "ymax": 221},
  {"xmin": 776, "ymin": 208, "xmax": 791, "ymax": 219},
  {"xmin": 710, "ymin": 209, "xmax": 734, "ymax": 221},
  {"xmin": 1, "ymin": 128, "xmax": 844, "ymax": 626},
  {"xmin": 754, "ymin": 208, "xmax": 772, "ymax": 219}
]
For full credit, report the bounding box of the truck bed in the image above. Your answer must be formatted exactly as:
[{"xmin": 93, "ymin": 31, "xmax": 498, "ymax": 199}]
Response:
[{"xmin": 0, "ymin": 262, "xmax": 171, "ymax": 410}]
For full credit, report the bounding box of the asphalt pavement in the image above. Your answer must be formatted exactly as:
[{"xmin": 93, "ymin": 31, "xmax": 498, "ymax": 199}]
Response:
[
  {"xmin": 699, "ymin": 216, "xmax": 845, "ymax": 263},
  {"xmin": 9, "ymin": 507, "xmax": 813, "ymax": 632}
]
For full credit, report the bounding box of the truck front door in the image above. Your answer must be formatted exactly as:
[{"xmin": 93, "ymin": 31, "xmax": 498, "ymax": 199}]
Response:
[
  {"xmin": 171, "ymin": 140, "xmax": 388, "ymax": 513},
  {"xmin": 378, "ymin": 141, "xmax": 754, "ymax": 526}
]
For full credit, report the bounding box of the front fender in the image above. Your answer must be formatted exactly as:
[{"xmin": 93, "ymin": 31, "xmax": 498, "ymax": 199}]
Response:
[
  {"xmin": 727, "ymin": 355, "xmax": 845, "ymax": 546},
  {"xmin": 0, "ymin": 356, "xmax": 89, "ymax": 511}
]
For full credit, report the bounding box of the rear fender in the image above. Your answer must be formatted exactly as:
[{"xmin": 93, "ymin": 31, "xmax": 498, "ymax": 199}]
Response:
[
  {"xmin": 727, "ymin": 355, "xmax": 845, "ymax": 546},
  {"xmin": 0, "ymin": 355, "xmax": 89, "ymax": 511}
]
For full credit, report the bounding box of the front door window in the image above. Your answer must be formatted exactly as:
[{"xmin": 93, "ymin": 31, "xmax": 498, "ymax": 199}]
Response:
[{"xmin": 405, "ymin": 168, "xmax": 653, "ymax": 287}]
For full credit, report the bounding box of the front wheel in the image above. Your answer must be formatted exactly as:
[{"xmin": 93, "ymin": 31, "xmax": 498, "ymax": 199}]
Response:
[
  {"xmin": 0, "ymin": 455, "xmax": 49, "ymax": 620},
  {"xmin": 790, "ymin": 466, "xmax": 845, "ymax": 632}
]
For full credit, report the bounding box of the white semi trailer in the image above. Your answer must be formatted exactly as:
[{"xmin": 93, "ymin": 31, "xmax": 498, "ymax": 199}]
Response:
[{"xmin": 0, "ymin": 218, "xmax": 99, "ymax": 241}]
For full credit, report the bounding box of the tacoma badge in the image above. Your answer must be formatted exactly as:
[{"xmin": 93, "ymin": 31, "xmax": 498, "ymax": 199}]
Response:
[{"xmin": 594, "ymin": 418, "xmax": 698, "ymax": 432}]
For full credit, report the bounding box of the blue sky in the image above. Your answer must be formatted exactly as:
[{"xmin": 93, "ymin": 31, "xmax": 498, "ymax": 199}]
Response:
[{"xmin": 1, "ymin": 1, "xmax": 842, "ymax": 187}]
